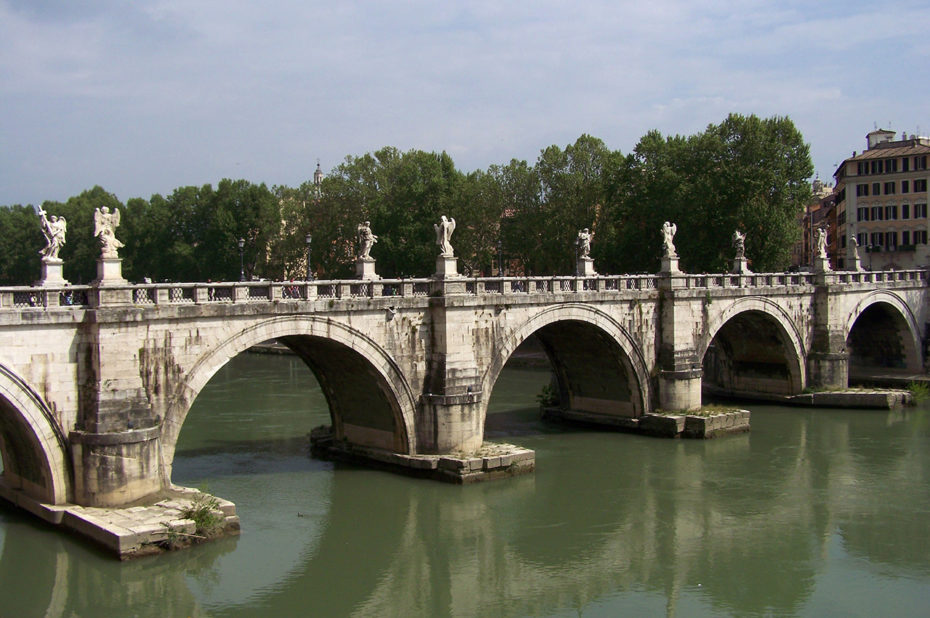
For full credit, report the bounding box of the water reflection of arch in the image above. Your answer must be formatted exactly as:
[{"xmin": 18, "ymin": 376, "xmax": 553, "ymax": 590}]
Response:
[
  {"xmin": 0, "ymin": 361, "xmax": 71, "ymax": 504},
  {"xmin": 843, "ymin": 291, "xmax": 923, "ymax": 371},
  {"xmin": 480, "ymin": 304, "xmax": 652, "ymax": 426},
  {"xmin": 161, "ymin": 316, "xmax": 418, "ymax": 482},
  {"xmin": 700, "ymin": 297, "xmax": 806, "ymax": 395}
]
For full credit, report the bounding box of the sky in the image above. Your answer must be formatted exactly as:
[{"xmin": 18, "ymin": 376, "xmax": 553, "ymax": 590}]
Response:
[{"xmin": 2, "ymin": 0, "xmax": 929, "ymax": 207}]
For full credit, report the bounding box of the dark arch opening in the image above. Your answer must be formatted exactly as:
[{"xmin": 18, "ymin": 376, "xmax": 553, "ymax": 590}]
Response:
[
  {"xmin": 702, "ymin": 311, "xmax": 800, "ymax": 399},
  {"xmin": 0, "ymin": 396, "xmax": 54, "ymax": 503},
  {"xmin": 847, "ymin": 303, "xmax": 920, "ymax": 376},
  {"xmin": 278, "ymin": 335, "xmax": 407, "ymax": 453},
  {"xmin": 485, "ymin": 320, "xmax": 642, "ymax": 440}
]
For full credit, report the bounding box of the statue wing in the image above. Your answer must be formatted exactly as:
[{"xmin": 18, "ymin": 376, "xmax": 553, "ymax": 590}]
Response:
[
  {"xmin": 93, "ymin": 209, "xmax": 104, "ymax": 237},
  {"xmin": 112, "ymin": 207, "xmax": 120, "ymax": 227},
  {"xmin": 434, "ymin": 223, "xmax": 441, "ymax": 244},
  {"xmin": 449, "ymin": 218, "xmax": 456, "ymax": 234}
]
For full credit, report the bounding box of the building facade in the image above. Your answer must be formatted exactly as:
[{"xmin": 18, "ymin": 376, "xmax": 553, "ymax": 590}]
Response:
[{"xmin": 835, "ymin": 129, "xmax": 930, "ymax": 270}]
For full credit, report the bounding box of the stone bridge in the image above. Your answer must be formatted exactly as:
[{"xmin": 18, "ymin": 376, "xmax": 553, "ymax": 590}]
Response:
[{"xmin": 0, "ymin": 268, "xmax": 926, "ymax": 511}]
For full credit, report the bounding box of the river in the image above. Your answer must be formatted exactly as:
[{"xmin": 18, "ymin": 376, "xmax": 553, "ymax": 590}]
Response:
[{"xmin": 1, "ymin": 353, "xmax": 929, "ymax": 617}]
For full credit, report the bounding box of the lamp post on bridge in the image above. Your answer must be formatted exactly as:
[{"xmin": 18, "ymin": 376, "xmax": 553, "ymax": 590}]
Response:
[
  {"xmin": 238, "ymin": 237, "xmax": 245, "ymax": 282},
  {"xmin": 305, "ymin": 233, "xmax": 313, "ymax": 281},
  {"xmin": 497, "ymin": 238, "xmax": 503, "ymax": 277}
]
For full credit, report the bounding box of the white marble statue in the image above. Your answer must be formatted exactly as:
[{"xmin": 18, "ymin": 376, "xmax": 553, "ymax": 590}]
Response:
[
  {"xmin": 850, "ymin": 235, "xmax": 860, "ymax": 260},
  {"xmin": 815, "ymin": 227, "xmax": 828, "ymax": 259},
  {"xmin": 661, "ymin": 221, "xmax": 678, "ymax": 258},
  {"xmin": 576, "ymin": 228, "xmax": 594, "ymax": 259},
  {"xmin": 38, "ymin": 207, "xmax": 67, "ymax": 260},
  {"xmin": 434, "ymin": 215, "xmax": 456, "ymax": 257},
  {"xmin": 357, "ymin": 221, "xmax": 378, "ymax": 260},
  {"xmin": 732, "ymin": 230, "xmax": 746, "ymax": 259},
  {"xmin": 94, "ymin": 206, "xmax": 124, "ymax": 259}
]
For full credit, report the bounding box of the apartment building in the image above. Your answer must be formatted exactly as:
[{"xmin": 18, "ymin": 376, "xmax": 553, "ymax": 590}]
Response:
[{"xmin": 835, "ymin": 129, "xmax": 930, "ymax": 270}]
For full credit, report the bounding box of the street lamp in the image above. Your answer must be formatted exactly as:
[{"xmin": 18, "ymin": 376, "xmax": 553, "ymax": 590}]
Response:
[
  {"xmin": 305, "ymin": 233, "xmax": 313, "ymax": 281},
  {"xmin": 497, "ymin": 238, "xmax": 503, "ymax": 277},
  {"xmin": 238, "ymin": 237, "xmax": 245, "ymax": 282}
]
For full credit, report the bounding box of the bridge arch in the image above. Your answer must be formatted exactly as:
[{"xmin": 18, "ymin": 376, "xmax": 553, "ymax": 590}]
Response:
[
  {"xmin": 0, "ymin": 362, "xmax": 70, "ymax": 504},
  {"xmin": 480, "ymin": 304, "xmax": 652, "ymax": 427},
  {"xmin": 700, "ymin": 297, "xmax": 807, "ymax": 396},
  {"xmin": 844, "ymin": 291, "xmax": 923, "ymax": 371},
  {"xmin": 160, "ymin": 316, "xmax": 418, "ymax": 480}
]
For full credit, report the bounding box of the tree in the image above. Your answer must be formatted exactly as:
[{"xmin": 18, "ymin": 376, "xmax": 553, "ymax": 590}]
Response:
[
  {"xmin": 606, "ymin": 114, "xmax": 813, "ymax": 273},
  {"xmin": 0, "ymin": 205, "xmax": 44, "ymax": 285}
]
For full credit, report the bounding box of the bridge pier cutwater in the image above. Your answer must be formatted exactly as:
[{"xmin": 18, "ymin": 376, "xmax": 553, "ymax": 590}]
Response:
[{"xmin": 0, "ymin": 269, "xmax": 927, "ymax": 552}]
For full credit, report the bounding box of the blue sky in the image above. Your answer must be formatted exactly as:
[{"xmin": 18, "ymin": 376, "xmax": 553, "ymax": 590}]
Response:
[{"xmin": 2, "ymin": 0, "xmax": 928, "ymax": 206}]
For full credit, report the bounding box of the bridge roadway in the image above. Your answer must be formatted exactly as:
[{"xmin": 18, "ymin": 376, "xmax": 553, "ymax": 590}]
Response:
[{"xmin": 0, "ymin": 268, "xmax": 926, "ymax": 512}]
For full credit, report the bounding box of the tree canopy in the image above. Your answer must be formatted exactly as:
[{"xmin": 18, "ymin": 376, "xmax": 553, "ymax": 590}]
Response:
[{"xmin": 0, "ymin": 114, "xmax": 813, "ymax": 285}]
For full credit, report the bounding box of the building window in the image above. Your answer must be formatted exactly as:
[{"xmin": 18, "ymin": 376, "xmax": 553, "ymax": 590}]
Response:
[
  {"xmin": 872, "ymin": 206, "xmax": 884, "ymax": 220},
  {"xmin": 903, "ymin": 157, "xmax": 910, "ymax": 172},
  {"xmin": 886, "ymin": 204, "xmax": 898, "ymax": 220},
  {"xmin": 884, "ymin": 181, "xmax": 896, "ymax": 195},
  {"xmin": 857, "ymin": 184, "xmax": 869, "ymax": 197},
  {"xmin": 885, "ymin": 231, "xmax": 897, "ymax": 248},
  {"xmin": 886, "ymin": 158, "xmax": 898, "ymax": 173},
  {"xmin": 903, "ymin": 180, "xmax": 910, "ymax": 193},
  {"xmin": 916, "ymin": 230, "xmax": 928, "ymax": 244},
  {"xmin": 916, "ymin": 156, "xmax": 928, "ymax": 171},
  {"xmin": 902, "ymin": 230, "xmax": 911, "ymax": 245},
  {"xmin": 915, "ymin": 179, "xmax": 928, "ymax": 192},
  {"xmin": 841, "ymin": 234, "xmax": 847, "ymax": 248},
  {"xmin": 871, "ymin": 232, "xmax": 883, "ymax": 246},
  {"xmin": 902, "ymin": 203, "xmax": 910, "ymax": 219},
  {"xmin": 916, "ymin": 203, "xmax": 928, "ymax": 218},
  {"xmin": 872, "ymin": 182, "xmax": 881, "ymax": 195},
  {"xmin": 857, "ymin": 233, "xmax": 866, "ymax": 246}
]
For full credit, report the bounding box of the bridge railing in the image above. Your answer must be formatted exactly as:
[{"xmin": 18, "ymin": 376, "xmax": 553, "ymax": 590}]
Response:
[
  {"xmin": 464, "ymin": 275, "xmax": 659, "ymax": 294},
  {"xmin": 0, "ymin": 269, "xmax": 926, "ymax": 310}
]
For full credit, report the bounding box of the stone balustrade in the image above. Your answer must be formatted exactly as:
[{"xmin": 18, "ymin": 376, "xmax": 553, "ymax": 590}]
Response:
[{"xmin": 0, "ymin": 268, "xmax": 926, "ymax": 311}]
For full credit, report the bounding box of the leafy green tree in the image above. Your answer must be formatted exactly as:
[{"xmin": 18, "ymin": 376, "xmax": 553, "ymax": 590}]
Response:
[
  {"xmin": 0, "ymin": 205, "xmax": 44, "ymax": 285},
  {"xmin": 606, "ymin": 114, "xmax": 812, "ymax": 273}
]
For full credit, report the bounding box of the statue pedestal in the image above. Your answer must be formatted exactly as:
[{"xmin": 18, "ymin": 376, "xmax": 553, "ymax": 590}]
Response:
[
  {"xmin": 435, "ymin": 255, "xmax": 460, "ymax": 279},
  {"xmin": 730, "ymin": 257, "xmax": 751, "ymax": 274},
  {"xmin": 36, "ymin": 258, "xmax": 70, "ymax": 287},
  {"xmin": 812, "ymin": 256, "xmax": 832, "ymax": 273},
  {"xmin": 94, "ymin": 257, "xmax": 128, "ymax": 286},
  {"xmin": 355, "ymin": 258, "xmax": 380, "ymax": 280},
  {"xmin": 576, "ymin": 257, "xmax": 596, "ymax": 277},
  {"xmin": 850, "ymin": 256, "xmax": 864, "ymax": 272},
  {"xmin": 660, "ymin": 255, "xmax": 680, "ymax": 273}
]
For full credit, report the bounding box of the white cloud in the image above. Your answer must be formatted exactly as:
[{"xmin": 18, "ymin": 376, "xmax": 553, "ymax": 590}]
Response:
[{"xmin": 0, "ymin": 0, "xmax": 927, "ymax": 205}]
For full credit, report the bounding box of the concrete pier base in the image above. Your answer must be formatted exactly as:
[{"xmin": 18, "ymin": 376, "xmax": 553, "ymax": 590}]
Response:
[
  {"xmin": 542, "ymin": 407, "xmax": 751, "ymax": 439},
  {"xmin": 0, "ymin": 483, "xmax": 239, "ymax": 559},
  {"xmin": 310, "ymin": 426, "xmax": 534, "ymax": 483}
]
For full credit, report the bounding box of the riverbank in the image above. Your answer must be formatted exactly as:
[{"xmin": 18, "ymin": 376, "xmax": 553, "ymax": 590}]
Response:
[{"xmin": 0, "ymin": 483, "xmax": 239, "ymax": 560}]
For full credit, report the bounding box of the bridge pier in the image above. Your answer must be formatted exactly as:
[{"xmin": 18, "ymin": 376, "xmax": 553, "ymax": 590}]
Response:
[
  {"xmin": 807, "ymin": 282, "xmax": 850, "ymax": 389},
  {"xmin": 70, "ymin": 426, "xmax": 164, "ymax": 507},
  {"xmin": 658, "ymin": 271, "xmax": 703, "ymax": 411}
]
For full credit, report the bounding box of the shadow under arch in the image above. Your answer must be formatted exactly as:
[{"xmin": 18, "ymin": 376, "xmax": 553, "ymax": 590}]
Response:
[
  {"xmin": 160, "ymin": 316, "xmax": 418, "ymax": 482},
  {"xmin": 0, "ymin": 363, "xmax": 70, "ymax": 505},
  {"xmin": 700, "ymin": 297, "xmax": 806, "ymax": 397},
  {"xmin": 844, "ymin": 291, "xmax": 923, "ymax": 372},
  {"xmin": 480, "ymin": 304, "xmax": 652, "ymax": 429}
]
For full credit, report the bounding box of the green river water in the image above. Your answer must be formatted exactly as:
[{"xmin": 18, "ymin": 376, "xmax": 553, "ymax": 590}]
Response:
[{"xmin": 1, "ymin": 352, "xmax": 929, "ymax": 617}]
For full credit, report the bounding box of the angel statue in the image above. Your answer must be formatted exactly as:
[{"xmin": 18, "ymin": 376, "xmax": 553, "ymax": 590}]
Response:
[
  {"xmin": 815, "ymin": 227, "xmax": 828, "ymax": 259},
  {"xmin": 576, "ymin": 228, "xmax": 593, "ymax": 258},
  {"xmin": 661, "ymin": 221, "xmax": 678, "ymax": 258},
  {"xmin": 732, "ymin": 230, "xmax": 746, "ymax": 259},
  {"xmin": 38, "ymin": 207, "xmax": 67, "ymax": 260},
  {"xmin": 94, "ymin": 206, "xmax": 124, "ymax": 259},
  {"xmin": 357, "ymin": 221, "xmax": 378, "ymax": 260},
  {"xmin": 434, "ymin": 215, "xmax": 456, "ymax": 257}
]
